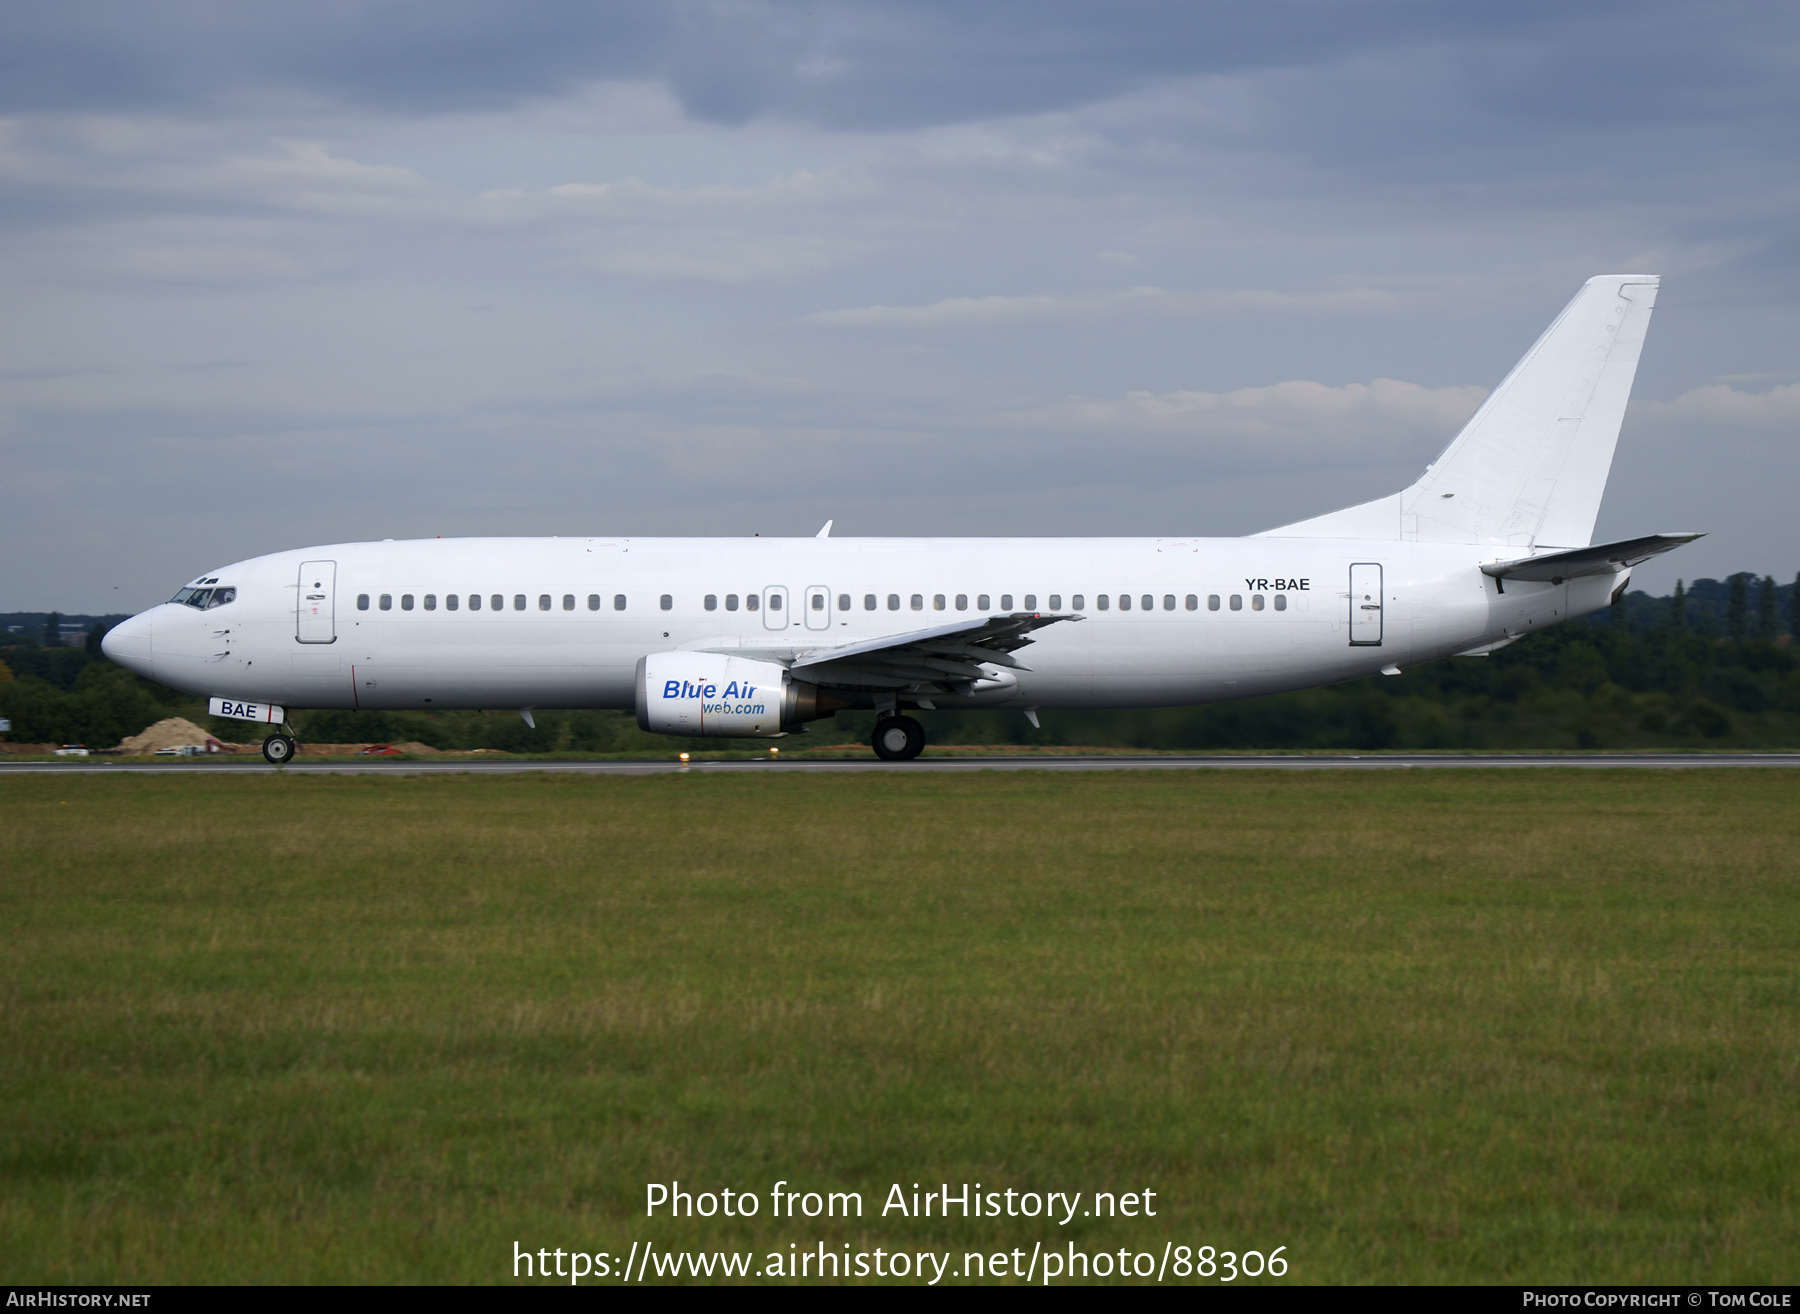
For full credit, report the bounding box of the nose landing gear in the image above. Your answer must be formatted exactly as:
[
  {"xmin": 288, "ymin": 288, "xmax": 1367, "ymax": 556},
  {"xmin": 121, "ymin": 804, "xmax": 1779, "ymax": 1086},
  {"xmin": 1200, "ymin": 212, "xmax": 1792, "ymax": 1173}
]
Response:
[{"xmin": 871, "ymin": 715, "xmax": 925, "ymax": 762}]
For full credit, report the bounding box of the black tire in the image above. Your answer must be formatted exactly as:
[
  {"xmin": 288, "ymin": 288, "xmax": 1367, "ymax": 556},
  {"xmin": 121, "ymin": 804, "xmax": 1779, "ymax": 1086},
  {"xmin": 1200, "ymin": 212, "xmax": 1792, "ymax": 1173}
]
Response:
[
  {"xmin": 871, "ymin": 716, "xmax": 925, "ymax": 762},
  {"xmin": 262, "ymin": 734, "xmax": 296, "ymax": 764}
]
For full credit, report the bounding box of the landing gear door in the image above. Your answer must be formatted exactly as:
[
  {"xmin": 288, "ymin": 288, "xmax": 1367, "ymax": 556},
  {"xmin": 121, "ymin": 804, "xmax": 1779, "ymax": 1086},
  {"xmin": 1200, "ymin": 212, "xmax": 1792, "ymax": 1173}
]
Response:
[
  {"xmin": 1348, "ymin": 563, "xmax": 1383, "ymax": 646},
  {"xmin": 804, "ymin": 585, "xmax": 831, "ymax": 631},
  {"xmin": 762, "ymin": 586, "xmax": 789, "ymax": 631},
  {"xmin": 298, "ymin": 561, "xmax": 338, "ymax": 644}
]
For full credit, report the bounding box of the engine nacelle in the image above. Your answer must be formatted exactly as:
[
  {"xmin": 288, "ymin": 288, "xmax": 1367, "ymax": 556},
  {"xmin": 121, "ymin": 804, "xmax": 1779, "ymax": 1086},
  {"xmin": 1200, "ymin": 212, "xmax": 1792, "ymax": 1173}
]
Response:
[{"xmin": 634, "ymin": 652, "xmax": 844, "ymax": 738}]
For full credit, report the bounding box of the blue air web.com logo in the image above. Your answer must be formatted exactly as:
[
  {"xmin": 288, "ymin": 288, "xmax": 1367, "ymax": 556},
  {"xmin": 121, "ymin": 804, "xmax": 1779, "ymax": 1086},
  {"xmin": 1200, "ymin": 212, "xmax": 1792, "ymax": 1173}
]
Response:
[{"xmin": 663, "ymin": 679, "xmax": 769, "ymax": 717}]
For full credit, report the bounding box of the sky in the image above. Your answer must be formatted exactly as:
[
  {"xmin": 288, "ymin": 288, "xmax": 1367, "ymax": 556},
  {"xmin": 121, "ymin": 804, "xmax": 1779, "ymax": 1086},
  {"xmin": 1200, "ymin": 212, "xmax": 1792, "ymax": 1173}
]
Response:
[{"xmin": 4, "ymin": 0, "xmax": 1797, "ymax": 613}]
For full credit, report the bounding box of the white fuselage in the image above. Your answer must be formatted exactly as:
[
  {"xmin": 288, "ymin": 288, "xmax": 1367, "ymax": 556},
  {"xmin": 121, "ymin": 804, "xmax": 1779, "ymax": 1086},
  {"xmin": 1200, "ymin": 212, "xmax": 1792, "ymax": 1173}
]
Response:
[{"xmin": 101, "ymin": 535, "xmax": 1615, "ymax": 715}]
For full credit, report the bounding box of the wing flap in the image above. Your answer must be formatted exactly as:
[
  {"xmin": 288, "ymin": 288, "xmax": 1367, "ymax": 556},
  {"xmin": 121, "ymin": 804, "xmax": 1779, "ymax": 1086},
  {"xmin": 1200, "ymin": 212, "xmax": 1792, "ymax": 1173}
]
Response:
[{"xmin": 724, "ymin": 611, "xmax": 1085, "ymax": 696}]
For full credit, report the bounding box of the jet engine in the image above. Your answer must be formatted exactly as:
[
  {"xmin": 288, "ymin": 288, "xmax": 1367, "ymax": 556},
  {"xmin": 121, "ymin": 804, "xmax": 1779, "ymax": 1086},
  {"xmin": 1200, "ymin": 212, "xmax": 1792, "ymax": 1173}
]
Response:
[{"xmin": 635, "ymin": 652, "xmax": 845, "ymax": 738}]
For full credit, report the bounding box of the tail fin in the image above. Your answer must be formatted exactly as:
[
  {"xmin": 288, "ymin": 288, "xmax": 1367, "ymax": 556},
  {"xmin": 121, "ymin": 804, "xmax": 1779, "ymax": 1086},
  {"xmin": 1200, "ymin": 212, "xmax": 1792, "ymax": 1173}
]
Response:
[{"xmin": 1258, "ymin": 274, "xmax": 1659, "ymax": 548}]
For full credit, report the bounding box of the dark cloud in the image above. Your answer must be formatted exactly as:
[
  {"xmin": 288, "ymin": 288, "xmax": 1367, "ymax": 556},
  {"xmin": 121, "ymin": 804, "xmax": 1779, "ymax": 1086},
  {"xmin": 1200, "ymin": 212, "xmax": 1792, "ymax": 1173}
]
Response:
[{"xmin": 13, "ymin": 0, "xmax": 1791, "ymax": 133}]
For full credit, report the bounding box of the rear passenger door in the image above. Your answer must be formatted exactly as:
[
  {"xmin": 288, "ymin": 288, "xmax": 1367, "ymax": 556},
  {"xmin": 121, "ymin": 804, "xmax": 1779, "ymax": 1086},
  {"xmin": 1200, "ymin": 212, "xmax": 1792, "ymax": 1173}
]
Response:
[{"xmin": 1348, "ymin": 563, "xmax": 1383, "ymax": 645}]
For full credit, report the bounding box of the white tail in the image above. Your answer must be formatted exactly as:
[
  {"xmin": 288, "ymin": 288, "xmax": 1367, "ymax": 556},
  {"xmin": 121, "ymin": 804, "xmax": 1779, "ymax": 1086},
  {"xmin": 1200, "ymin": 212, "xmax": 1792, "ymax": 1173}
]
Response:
[{"xmin": 1258, "ymin": 274, "xmax": 1660, "ymax": 549}]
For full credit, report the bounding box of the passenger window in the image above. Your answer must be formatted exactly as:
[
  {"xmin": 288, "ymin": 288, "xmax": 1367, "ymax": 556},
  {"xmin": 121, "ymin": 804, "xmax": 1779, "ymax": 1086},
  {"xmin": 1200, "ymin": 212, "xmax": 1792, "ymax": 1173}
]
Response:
[
  {"xmin": 538, "ymin": 595, "xmax": 550, "ymax": 611},
  {"xmin": 1024, "ymin": 594, "xmax": 1036, "ymax": 610},
  {"xmin": 1143, "ymin": 595, "xmax": 1155, "ymax": 611},
  {"xmin": 660, "ymin": 595, "xmax": 673, "ymax": 611},
  {"xmin": 491, "ymin": 594, "xmax": 504, "ymax": 612},
  {"xmin": 888, "ymin": 594, "xmax": 900, "ymax": 610},
  {"xmin": 447, "ymin": 595, "xmax": 459, "ymax": 611},
  {"xmin": 1097, "ymin": 595, "xmax": 1110, "ymax": 610},
  {"xmin": 1071, "ymin": 594, "xmax": 1084, "ymax": 609},
  {"xmin": 1274, "ymin": 594, "xmax": 1288, "ymax": 611},
  {"xmin": 1184, "ymin": 595, "xmax": 1196, "ymax": 610},
  {"xmin": 910, "ymin": 594, "xmax": 923, "ymax": 610},
  {"xmin": 1252, "ymin": 594, "xmax": 1265, "ymax": 611},
  {"xmin": 514, "ymin": 595, "xmax": 526, "ymax": 611},
  {"xmin": 978, "ymin": 594, "xmax": 990, "ymax": 609},
  {"xmin": 1048, "ymin": 594, "xmax": 1061, "ymax": 609},
  {"xmin": 747, "ymin": 595, "xmax": 759, "ymax": 611},
  {"xmin": 1000, "ymin": 594, "xmax": 1013, "ymax": 609},
  {"xmin": 562, "ymin": 595, "xmax": 574, "ymax": 611},
  {"xmin": 812, "ymin": 593, "xmax": 825, "ymax": 611},
  {"xmin": 614, "ymin": 594, "xmax": 627, "ymax": 611},
  {"xmin": 402, "ymin": 594, "xmax": 415, "ymax": 611},
  {"xmin": 380, "ymin": 594, "xmax": 392, "ymax": 610},
  {"xmin": 726, "ymin": 594, "xmax": 739, "ymax": 611},
  {"xmin": 467, "ymin": 594, "xmax": 480, "ymax": 611},
  {"xmin": 838, "ymin": 594, "xmax": 851, "ymax": 611},
  {"xmin": 1163, "ymin": 595, "xmax": 1175, "ymax": 611},
  {"xmin": 705, "ymin": 594, "xmax": 718, "ymax": 611},
  {"xmin": 864, "ymin": 594, "xmax": 876, "ymax": 610},
  {"xmin": 1229, "ymin": 595, "xmax": 1242, "ymax": 611},
  {"xmin": 933, "ymin": 594, "xmax": 945, "ymax": 610},
  {"xmin": 955, "ymin": 594, "xmax": 968, "ymax": 610},
  {"xmin": 357, "ymin": 594, "xmax": 370, "ymax": 611},
  {"xmin": 424, "ymin": 594, "xmax": 437, "ymax": 611},
  {"xmin": 1118, "ymin": 594, "xmax": 1130, "ymax": 611},
  {"xmin": 1208, "ymin": 595, "xmax": 1219, "ymax": 611},
  {"xmin": 587, "ymin": 594, "xmax": 600, "ymax": 611},
  {"xmin": 769, "ymin": 594, "xmax": 782, "ymax": 611}
]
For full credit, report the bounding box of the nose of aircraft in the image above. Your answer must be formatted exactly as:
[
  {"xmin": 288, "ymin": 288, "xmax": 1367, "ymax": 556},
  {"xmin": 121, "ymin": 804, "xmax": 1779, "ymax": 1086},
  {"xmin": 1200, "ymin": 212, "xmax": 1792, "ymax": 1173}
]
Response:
[{"xmin": 101, "ymin": 610, "xmax": 155, "ymax": 678}]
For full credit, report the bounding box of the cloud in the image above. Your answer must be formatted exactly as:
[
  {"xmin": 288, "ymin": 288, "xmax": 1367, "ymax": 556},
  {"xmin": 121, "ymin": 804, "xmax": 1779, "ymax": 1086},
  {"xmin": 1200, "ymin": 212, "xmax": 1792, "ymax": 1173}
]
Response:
[
  {"xmin": 1637, "ymin": 381, "xmax": 1800, "ymax": 426},
  {"xmin": 994, "ymin": 378, "xmax": 1487, "ymax": 472},
  {"xmin": 800, "ymin": 286, "xmax": 1169, "ymax": 327},
  {"xmin": 3, "ymin": 2, "xmax": 1798, "ymax": 612},
  {"xmin": 801, "ymin": 285, "xmax": 1400, "ymax": 327}
]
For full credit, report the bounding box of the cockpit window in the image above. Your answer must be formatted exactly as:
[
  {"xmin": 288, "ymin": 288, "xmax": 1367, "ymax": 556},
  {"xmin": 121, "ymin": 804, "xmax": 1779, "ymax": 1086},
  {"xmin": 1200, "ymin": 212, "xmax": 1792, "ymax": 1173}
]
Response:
[{"xmin": 170, "ymin": 585, "xmax": 236, "ymax": 610}]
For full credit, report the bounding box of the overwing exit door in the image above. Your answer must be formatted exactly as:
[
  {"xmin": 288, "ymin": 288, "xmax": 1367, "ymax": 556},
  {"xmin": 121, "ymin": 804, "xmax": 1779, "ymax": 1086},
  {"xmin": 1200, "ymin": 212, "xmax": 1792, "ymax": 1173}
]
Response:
[
  {"xmin": 762, "ymin": 586, "xmax": 789, "ymax": 630},
  {"xmin": 1348, "ymin": 563, "xmax": 1383, "ymax": 645},
  {"xmin": 804, "ymin": 585, "xmax": 832, "ymax": 631},
  {"xmin": 297, "ymin": 561, "xmax": 338, "ymax": 644}
]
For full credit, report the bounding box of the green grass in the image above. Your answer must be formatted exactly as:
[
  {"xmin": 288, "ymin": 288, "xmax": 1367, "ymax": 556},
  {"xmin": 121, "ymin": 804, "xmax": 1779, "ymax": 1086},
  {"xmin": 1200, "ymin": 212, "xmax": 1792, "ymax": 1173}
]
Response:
[{"xmin": 1, "ymin": 770, "xmax": 1796, "ymax": 1283}]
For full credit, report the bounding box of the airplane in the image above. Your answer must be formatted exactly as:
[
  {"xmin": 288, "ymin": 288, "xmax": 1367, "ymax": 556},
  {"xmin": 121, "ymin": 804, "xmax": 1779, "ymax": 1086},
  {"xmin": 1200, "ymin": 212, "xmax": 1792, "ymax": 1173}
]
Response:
[{"xmin": 102, "ymin": 274, "xmax": 1700, "ymax": 764}]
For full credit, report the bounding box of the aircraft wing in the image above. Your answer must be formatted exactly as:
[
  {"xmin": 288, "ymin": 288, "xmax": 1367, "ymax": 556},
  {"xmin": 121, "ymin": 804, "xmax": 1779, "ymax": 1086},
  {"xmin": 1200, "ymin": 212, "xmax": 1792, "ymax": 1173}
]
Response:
[
  {"xmin": 707, "ymin": 612, "xmax": 1080, "ymax": 696},
  {"xmin": 1480, "ymin": 532, "xmax": 1704, "ymax": 583}
]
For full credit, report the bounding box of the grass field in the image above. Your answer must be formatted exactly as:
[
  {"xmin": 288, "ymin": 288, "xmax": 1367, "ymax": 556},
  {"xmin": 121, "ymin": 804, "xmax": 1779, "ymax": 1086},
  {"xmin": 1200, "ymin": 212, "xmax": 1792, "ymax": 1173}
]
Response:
[{"xmin": 1, "ymin": 770, "xmax": 1795, "ymax": 1284}]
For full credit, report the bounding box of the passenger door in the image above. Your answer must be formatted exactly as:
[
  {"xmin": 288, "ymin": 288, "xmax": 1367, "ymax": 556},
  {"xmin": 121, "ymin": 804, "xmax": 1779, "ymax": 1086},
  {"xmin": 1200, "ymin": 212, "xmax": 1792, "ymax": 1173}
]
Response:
[
  {"xmin": 1348, "ymin": 563, "xmax": 1383, "ymax": 646},
  {"xmin": 297, "ymin": 561, "xmax": 337, "ymax": 644}
]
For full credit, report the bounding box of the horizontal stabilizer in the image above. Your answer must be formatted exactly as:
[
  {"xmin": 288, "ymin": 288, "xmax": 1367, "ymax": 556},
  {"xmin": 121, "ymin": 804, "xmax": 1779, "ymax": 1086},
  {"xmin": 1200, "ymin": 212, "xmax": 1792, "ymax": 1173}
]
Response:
[{"xmin": 1480, "ymin": 532, "xmax": 1704, "ymax": 583}]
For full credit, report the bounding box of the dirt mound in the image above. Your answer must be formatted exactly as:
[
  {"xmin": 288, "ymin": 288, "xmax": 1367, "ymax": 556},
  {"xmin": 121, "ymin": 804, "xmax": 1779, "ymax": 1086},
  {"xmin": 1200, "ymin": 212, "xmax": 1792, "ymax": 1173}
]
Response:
[
  {"xmin": 388, "ymin": 741, "xmax": 441, "ymax": 755},
  {"xmin": 117, "ymin": 718, "xmax": 215, "ymax": 754}
]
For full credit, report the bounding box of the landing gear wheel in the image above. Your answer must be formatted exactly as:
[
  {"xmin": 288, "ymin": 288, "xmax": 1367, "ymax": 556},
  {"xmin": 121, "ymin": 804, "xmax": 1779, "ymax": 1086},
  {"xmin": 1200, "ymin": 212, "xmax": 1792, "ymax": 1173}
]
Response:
[
  {"xmin": 262, "ymin": 734, "xmax": 297, "ymax": 764},
  {"xmin": 871, "ymin": 715, "xmax": 925, "ymax": 762}
]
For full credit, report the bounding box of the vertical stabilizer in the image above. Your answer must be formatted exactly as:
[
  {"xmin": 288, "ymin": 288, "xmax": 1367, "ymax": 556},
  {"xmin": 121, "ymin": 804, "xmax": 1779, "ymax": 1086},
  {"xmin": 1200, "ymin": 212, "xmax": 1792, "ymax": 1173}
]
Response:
[{"xmin": 1258, "ymin": 274, "xmax": 1659, "ymax": 548}]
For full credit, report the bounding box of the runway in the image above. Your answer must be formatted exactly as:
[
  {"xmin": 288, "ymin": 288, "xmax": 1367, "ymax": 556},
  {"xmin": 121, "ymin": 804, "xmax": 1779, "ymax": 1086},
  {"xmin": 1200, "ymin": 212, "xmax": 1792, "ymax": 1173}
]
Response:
[{"xmin": 5, "ymin": 752, "xmax": 1800, "ymax": 776}]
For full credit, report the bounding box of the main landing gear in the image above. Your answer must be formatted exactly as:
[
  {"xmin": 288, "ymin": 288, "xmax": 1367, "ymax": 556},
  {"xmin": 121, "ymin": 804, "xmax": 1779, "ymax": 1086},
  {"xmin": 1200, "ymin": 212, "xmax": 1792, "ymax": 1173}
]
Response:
[
  {"xmin": 871, "ymin": 715, "xmax": 925, "ymax": 762},
  {"xmin": 262, "ymin": 731, "xmax": 299, "ymax": 764}
]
